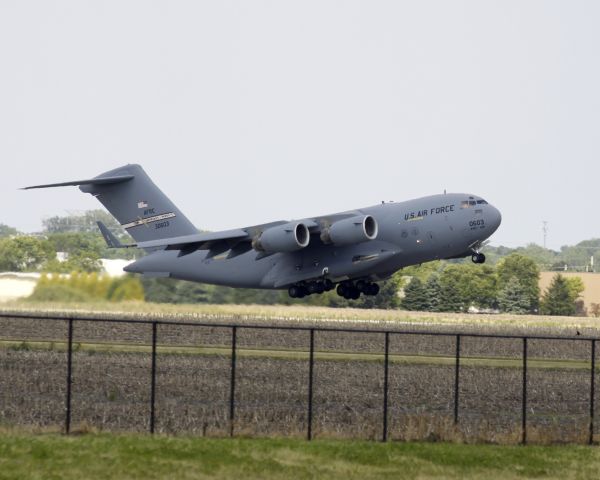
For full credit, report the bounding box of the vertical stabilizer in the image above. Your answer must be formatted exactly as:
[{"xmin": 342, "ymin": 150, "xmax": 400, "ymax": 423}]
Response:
[{"xmin": 78, "ymin": 164, "xmax": 197, "ymax": 243}]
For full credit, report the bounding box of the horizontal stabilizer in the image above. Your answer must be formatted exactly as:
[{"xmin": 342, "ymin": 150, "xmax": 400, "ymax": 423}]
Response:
[
  {"xmin": 22, "ymin": 175, "xmax": 134, "ymax": 190},
  {"xmin": 97, "ymin": 221, "xmax": 136, "ymax": 249}
]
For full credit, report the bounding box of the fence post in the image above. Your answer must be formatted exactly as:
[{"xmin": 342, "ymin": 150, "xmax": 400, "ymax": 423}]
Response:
[
  {"xmin": 150, "ymin": 321, "xmax": 157, "ymax": 434},
  {"xmin": 307, "ymin": 328, "xmax": 315, "ymax": 441},
  {"xmin": 65, "ymin": 318, "xmax": 73, "ymax": 435},
  {"xmin": 590, "ymin": 339, "xmax": 596, "ymax": 445},
  {"xmin": 382, "ymin": 332, "xmax": 390, "ymax": 442},
  {"xmin": 229, "ymin": 326, "xmax": 237, "ymax": 437},
  {"xmin": 454, "ymin": 334, "xmax": 460, "ymax": 424},
  {"xmin": 522, "ymin": 337, "xmax": 528, "ymax": 445}
]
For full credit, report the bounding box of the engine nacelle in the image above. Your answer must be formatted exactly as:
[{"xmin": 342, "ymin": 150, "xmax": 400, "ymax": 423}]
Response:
[
  {"xmin": 320, "ymin": 215, "xmax": 378, "ymax": 246},
  {"xmin": 253, "ymin": 222, "xmax": 310, "ymax": 253}
]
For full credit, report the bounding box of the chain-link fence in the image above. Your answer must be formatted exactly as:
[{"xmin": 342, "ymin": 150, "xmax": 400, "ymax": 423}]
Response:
[{"xmin": 0, "ymin": 312, "xmax": 597, "ymax": 444}]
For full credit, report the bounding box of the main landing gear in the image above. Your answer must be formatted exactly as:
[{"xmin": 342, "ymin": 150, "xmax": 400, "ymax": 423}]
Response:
[
  {"xmin": 288, "ymin": 279, "xmax": 334, "ymax": 299},
  {"xmin": 336, "ymin": 280, "xmax": 379, "ymax": 300},
  {"xmin": 288, "ymin": 279, "xmax": 380, "ymax": 300},
  {"xmin": 471, "ymin": 252, "xmax": 486, "ymax": 264}
]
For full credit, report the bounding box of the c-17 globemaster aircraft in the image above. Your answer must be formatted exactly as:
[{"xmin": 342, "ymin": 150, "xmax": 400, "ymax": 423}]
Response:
[{"xmin": 25, "ymin": 164, "xmax": 501, "ymax": 300}]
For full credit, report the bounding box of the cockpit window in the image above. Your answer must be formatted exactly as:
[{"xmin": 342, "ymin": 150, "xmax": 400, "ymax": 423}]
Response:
[{"xmin": 463, "ymin": 198, "xmax": 488, "ymax": 208}]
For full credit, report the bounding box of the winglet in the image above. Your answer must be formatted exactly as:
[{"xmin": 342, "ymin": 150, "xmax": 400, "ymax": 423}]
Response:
[{"xmin": 97, "ymin": 221, "xmax": 137, "ymax": 249}]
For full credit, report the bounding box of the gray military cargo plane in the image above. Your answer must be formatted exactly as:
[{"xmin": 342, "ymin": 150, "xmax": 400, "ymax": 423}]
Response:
[{"xmin": 25, "ymin": 164, "xmax": 501, "ymax": 300}]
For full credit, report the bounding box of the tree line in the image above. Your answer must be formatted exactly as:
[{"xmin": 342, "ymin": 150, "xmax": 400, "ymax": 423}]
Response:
[
  {"xmin": 401, "ymin": 254, "xmax": 586, "ymax": 316},
  {"xmin": 0, "ymin": 211, "xmax": 595, "ymax": 314},
  {"xmin": 0, "ymin": 211, "xmax": 137, "ymax": 273}
]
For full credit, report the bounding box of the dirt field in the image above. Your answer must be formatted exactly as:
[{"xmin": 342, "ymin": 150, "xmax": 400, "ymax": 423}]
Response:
[{"xmin": 0, "ymin": 312, "xmax": 598, "ymax": 444}]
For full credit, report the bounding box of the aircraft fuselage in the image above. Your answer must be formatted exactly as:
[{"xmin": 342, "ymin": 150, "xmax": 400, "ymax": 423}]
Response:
[{"xmin": 126, "ymin": 192, "xmax": 501, "ymax": 289}]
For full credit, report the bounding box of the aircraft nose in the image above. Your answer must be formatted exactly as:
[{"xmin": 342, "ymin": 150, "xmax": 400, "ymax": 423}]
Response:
[{"xmin": 488, "ymin": 205, "xmax": 502, "ymax": 232}]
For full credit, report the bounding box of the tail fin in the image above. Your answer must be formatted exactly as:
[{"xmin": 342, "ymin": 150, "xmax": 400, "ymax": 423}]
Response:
[{"xmin": 27, "ymin": 164, "xmax": 198, "ymax": 243}]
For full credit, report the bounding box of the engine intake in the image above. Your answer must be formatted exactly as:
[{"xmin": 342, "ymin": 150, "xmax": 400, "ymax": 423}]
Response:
[
  {"xmin": 253, "ymin": 222, "xmax": 310, "ymax": 253},
  {"xmin": 320, "ymin": 215, "xmax": 378, "ymax": 246}
]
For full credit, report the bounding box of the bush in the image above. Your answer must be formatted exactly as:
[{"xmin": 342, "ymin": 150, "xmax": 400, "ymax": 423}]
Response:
[
  {"xmin": 28, "ymin": 283, "xmax": 93, "ymax": 302},
  {"xmin": 28, "ymin": 272, "xmax": 143, "ymax": 303}
]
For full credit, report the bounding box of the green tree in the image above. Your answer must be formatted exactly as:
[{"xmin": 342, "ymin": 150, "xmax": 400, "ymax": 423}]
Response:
[
  {"xmin": 560, "ymin": 239, "xmax": 600, "ymax": 272},
  {"xmin": 424, "ymin": 274, "xmax": 442, "ymax": 312},
  {"xmin": 401, "ymin": 277, "xmax": 428, "ymax": 311},
  {"xmin": 564, "ymin": 277, "xmax": 585, "ymax": 302},
  {"xmin": 142, "ymin": 278, "xmax": 182, "ymax": 303},
  {"xmin": 496, "ymin": 254, "xmax": 540, "ymax": 313},
  {"xmin": 43, "ymin": 210, "xmax": 122, "ymax": 234},
  {"xmin": 540, "ymin": 274, "xmax": 576, "ymax": 316},
  {"xmin": 513, "ymin": 243, "xmax": 558, "ymax": 269},
  {"xmin": 437, "ymin": 264, "xmax": 497, "ymax": 310},
  {"xmin": 497, "ymin": 276, "xmax": 530, "ymax": 314},
  {"xmin": 565, "ymin": 276, "xmax": 586, "ymax": 316},
  {"xmin": 43, "ymin": 212, "xmax": 139, "ymax": 260},
  {"xmin": 0, "ymin": 236, "xmax": 55, "ymax": 271},
  {"xmin": 43, "ymin": 250, "xmax": 103, "ymax": 273},
  {"xmin": 437, "ymin": 274, "xmax": 464, "ymax": 312},
  {"xmin": 401, "ymin": 261, "xmax": 444, "ymax": 282},
  {"xmin": 0, "ymin": 224, "xmax": 18, "ymax": 237}
]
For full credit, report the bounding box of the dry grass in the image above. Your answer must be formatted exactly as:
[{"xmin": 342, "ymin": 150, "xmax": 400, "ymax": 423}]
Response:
[{"xmin": 3, "ymin": 301, "xmax": 600, "ymax": 333}]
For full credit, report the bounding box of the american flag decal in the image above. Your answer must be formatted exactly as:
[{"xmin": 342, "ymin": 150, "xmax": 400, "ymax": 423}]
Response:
[{"xmin": 137, "ymin": 201, "xmax": 148, "ymax": 209}]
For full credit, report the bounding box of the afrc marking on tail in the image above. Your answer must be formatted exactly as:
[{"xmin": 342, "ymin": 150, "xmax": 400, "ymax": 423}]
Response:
[
  {"xmin": 24, "ymin": 164, "xmax": 502, "ymax": 300},
  {"xmin": 121, "ymin": 212, "xmax": 176, "ymax": 230}
]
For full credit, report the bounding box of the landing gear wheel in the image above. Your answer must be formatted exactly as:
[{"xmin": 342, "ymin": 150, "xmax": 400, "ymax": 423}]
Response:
[
  {"xmin": 471, "ymin": 253, "xmax": 486, "ymax": 264},
  {"xmin": 307, "ymin": 282, "xmax": 318, "ymax": 294},
  {"xmin": 288, "ymin": 285, "xmax": 301, "ymax": 298},
  {"xmin": 336, "ymin": 284, "xmax": 348, "ymax": 297},
  {"xmin": 350, "ymin": 288, "xmax": 361, "ymax": 300},
  {"xmin": 366, "ymin": 283, "xmax": 380, "ymax": 296}
]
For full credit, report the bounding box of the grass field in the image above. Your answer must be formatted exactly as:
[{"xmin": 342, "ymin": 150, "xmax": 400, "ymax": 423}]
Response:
[{"xmin": 0, "ymin": 433, "xmax": 599, "ymax": 480}]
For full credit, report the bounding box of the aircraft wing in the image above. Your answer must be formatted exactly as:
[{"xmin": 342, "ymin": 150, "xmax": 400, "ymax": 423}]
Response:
[
  {"xmin": 137, "ymin": 229, "xmax": 251, "ymax": 257},
  {"xmin": 300, "ymin": 211, "xmax": 359, "ymax": 232},
  {"xmin": 104, "ymin": 211, "xmax": 364, "ymax": 259}
]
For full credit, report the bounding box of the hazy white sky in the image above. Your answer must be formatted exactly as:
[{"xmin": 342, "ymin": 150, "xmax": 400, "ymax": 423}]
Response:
[{"xmin": 1, "ymin": 1, "xmax": 598, "ymax": 250}]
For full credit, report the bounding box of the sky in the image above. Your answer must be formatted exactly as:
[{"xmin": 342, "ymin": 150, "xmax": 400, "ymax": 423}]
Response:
[{"xmin": 1, "ymin": 1, "xmax": 599, "ymax": 251}]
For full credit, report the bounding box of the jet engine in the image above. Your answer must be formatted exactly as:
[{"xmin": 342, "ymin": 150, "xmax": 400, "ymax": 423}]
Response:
[
  {"xmin": 320, "ymin": 215, "xmax": 378, "ymax": 246},
  {"xmin": 253, "ymin": 222, "xmax": 310, "ymax": 253}
]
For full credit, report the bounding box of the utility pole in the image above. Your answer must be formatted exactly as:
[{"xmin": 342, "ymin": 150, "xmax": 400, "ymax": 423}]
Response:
[{"xmin": 542, "ymin": 221, "xmax": 548, "ymax": 249}]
